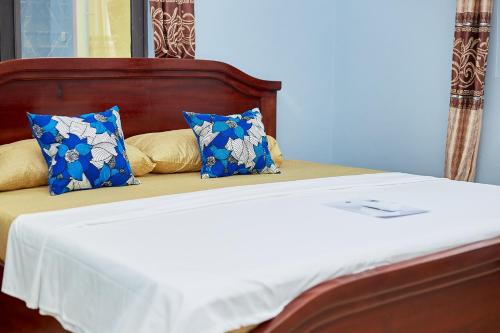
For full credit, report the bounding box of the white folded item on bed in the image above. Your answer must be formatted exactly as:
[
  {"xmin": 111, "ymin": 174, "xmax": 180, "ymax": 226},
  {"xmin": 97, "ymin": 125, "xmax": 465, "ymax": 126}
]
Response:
[{"xmin": 3, "ymin": 172, "xmax": 500, "ymax": 333}]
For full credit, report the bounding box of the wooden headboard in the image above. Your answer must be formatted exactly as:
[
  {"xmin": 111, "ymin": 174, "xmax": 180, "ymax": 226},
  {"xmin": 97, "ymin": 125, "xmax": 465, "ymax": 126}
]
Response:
[{"xmin": 0, "ymin": 58, "xmax": 281, "ymax": 145}]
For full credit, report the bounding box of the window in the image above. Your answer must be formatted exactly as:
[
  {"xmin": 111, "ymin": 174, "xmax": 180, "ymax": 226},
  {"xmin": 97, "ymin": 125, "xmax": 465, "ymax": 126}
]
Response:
[{"xmin": 0, "ymin": 0, "xmax": 148, "ymax": 60}]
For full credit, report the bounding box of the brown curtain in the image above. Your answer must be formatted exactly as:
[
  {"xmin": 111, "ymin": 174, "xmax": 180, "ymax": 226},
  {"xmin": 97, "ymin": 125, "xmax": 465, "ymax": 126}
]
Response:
[
  {"xmin": 150, "ymin": 0, "xmax": 195, "ymax": 59},
  {"xmin": 445, "ymin": 0, "xmax": 494, "ymax": 181}
]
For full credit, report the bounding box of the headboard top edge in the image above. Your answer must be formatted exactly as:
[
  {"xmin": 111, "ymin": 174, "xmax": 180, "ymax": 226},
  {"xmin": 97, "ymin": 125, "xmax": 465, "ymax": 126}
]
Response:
[{"xmin": 0, "ymin": 58, "xmax": 282, "ymax": 92}]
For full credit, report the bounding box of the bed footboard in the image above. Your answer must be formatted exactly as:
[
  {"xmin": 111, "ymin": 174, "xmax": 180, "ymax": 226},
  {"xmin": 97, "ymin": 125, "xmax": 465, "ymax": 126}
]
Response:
[
  {"xmin": 253, "ymin": 236, "xmax": 500, "ymax": 333},
  {"xmin": 0, "ymin": 265, "xmax": 68, "ymax": 332},
  {"xmin": 1, "ymin": 237, "xmax": 499, "ymax": 332}
]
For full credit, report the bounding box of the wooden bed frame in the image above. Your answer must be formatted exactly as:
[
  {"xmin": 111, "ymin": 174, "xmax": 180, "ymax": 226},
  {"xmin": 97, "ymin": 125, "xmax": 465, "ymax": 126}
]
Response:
[{"xmin": 0, "ymin": 58, "xmax": 499, "ymax": 333}]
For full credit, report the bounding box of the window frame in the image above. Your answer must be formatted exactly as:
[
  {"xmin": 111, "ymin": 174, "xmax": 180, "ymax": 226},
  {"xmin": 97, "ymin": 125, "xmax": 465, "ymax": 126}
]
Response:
[
  {"xmin": 0, "ymin": 0, "xmax": 16, "ymax": 60},
  {"xmin": 131, "ymin": 0, "xmax": 149, "ymax": 57},
  {"xmin": 0, "ymin": 0, "xmax": 149, "ymax": 61}
]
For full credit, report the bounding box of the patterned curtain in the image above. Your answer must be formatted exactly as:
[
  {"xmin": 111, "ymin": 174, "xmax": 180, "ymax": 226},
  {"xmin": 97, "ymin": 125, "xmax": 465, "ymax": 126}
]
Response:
[
  {"xmin": 445, "ymin": 0, "xmax": 494, "ymax": 181},
  {"xmin": 149, "ymin": 0, "xmax": 195, "ymax": 59}
]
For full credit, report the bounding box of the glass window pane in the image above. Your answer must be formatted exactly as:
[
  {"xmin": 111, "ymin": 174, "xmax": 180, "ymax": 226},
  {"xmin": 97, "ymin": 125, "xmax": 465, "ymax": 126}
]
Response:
[{"xmin": 20, "ymin": 0, "xmax": 131, "ymax": 58}]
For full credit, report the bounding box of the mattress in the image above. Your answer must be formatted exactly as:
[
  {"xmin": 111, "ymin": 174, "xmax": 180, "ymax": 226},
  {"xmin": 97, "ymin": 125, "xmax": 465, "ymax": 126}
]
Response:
[
  {"xmin": 0, "ymin": 160, "xmax": 378, "ymax": 262},
  {"xmin": 4, "ymin": 172, "xmax": 500, "ymax": 333}
]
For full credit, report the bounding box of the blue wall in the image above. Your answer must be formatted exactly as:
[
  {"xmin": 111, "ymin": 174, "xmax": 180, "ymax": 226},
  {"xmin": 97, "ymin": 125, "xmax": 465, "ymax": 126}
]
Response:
[
  {"xmin": 195, "ymin": 0, "xmax": 500, "ymax": 183},
  {"xmin": 334, "ymin": 0, "xmax": 500, "ymax": 184},
  {"xmin": 477, "ymin": 3, "xmax": 500, "ymax": 185},
  {"xmin": 333, "ymin": 0, "xmax": 455, "ymax": 177},
  {"xmin": 195, "ymin": 0, "xmax": 336, "ymax": 163}
]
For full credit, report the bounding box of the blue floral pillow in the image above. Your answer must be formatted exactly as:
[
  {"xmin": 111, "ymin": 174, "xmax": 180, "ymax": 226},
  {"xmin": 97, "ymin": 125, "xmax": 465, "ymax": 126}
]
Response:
[
  {"xmin": 183, "ymin": 108, "xmax": 280, "ymax": 178},
  {"xmin": 27, "ymin": 106, "xmax": 140, "ymax": 195}
]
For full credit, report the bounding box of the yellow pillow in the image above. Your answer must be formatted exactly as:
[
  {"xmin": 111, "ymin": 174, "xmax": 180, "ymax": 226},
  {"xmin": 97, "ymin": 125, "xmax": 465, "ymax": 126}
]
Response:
[
  {"xmin": 267, "ymin": 135, "xmax": 283, "ymax": 167},
  {"xmin": 126, "ymin": 129, "xmax": 283, "ymax": 173},
  {"xmin": 125, "ymin": 143, "xmax": 156, "ymax": 176},
  {"xmin": 126, "ymin": 129, "xmax": 201, "ymax": 173},
  {"xmin": 0, "ymin": 139, "xmax": 48, "ymax": 191},
  {"xmin": 0, "ymin": 140, "xmax": 155, "ymax": 192}
]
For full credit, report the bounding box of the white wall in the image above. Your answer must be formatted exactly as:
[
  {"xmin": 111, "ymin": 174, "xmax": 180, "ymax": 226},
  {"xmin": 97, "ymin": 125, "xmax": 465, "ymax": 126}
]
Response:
[
  {"xmin": 333, "ymin": 0, "xmax": 500, "ymax": 184},
  {"xmin": 332, "ymin": 0, "xmax": 456, "ymax": 177},
  {"xmin": 195, "ymin": 0, "xmax": 337, "ymax": 163},
  {"xmin": 190, "ymin": 1, "xmax": 500, "ymax": 183},
  {"xmin": 477, "ymin": 4, "xmax": 500, "ymax": 185}
]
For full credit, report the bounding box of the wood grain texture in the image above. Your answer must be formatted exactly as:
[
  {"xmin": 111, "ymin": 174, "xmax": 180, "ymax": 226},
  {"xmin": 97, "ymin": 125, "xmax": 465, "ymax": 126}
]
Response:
[{"xmin": 0, "ymin": 58, "xmax": 281, "ymax": 145}]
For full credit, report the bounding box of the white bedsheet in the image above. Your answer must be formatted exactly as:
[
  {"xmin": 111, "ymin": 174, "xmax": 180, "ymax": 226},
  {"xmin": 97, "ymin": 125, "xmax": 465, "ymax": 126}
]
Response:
[{"xmin": 3, "ymin": 173, "xmax": 500, "ymax": 333}]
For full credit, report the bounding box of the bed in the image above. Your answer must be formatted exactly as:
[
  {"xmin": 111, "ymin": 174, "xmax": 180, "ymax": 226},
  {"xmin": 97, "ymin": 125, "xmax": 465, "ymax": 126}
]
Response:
[{"xmin": 0, "ymin": 58, "xmax": 499, "ymax": 333}]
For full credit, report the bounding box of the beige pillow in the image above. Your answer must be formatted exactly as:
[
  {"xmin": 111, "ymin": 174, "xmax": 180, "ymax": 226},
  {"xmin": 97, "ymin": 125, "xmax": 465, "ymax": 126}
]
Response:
[
  {"xmin": 125, "ymin": 144, "xmax": 156, "ymax": 176},
  {"xmin": 0, "ymin": 139, "xmax": 48, "ymax": 191},
  {"xmin": 126, "ymin": 129, "xmax": 201, "ymax": 173},
  {"xmin": 267, "ymin": 135, "xmax": 283, "ymax": 167},
  {"xmin": 0, "ymin": 140, "xmax": 155, "ymax": 192},
  {"xmin": 126, "ymin": 129, "xmax": 283, "ymax": 173}
]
